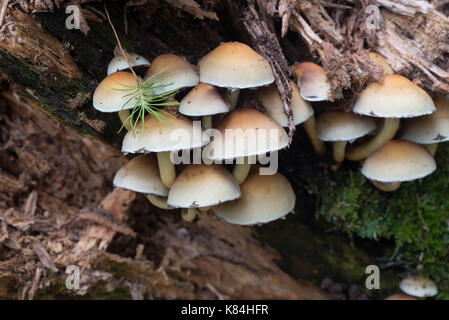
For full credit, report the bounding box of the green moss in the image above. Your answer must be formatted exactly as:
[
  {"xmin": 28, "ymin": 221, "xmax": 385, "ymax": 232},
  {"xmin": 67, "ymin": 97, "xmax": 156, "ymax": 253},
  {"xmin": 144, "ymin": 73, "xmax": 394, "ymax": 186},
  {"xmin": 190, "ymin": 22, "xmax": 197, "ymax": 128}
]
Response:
[{"xmin": 311, "ymin": 144, "xmax": 449, "ymax": 299}]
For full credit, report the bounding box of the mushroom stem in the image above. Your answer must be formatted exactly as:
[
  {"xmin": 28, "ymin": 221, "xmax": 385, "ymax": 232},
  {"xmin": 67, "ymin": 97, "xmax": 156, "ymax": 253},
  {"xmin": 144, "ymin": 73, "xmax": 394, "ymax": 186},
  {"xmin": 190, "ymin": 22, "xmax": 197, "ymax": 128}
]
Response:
[
  {"xmin": 303, "ymin": 116, "xmax": 326, "ymax": 155},
  {"xmin": 333, "ymin": 141, "xmax": 347, "ymax": 163},
  {"xmin": 199, "ymin": 206, "xmax": 211, "ymax": 212},
  {"xmin": 371, "ymin": 180, "xmax": 401, "ymax": 192},
  {"xmin": 424, "ymin": 143, "xmax": 438, "ymax": 156},
  {"xmin": 118, "ymin": 109, "xmax": 132, "ymax": 131},
  {"xmin": 346, "ymin": 118, "xmax": 400, "ymax": 161},
  {"xmin": 233, "ymin": 158, "xmax": 251, "ymax": 184},
  {"xmin": 202, "ymin": 115, "xmax": 213, "ymax": 129},
  {"xmin": 157, "ymin": 152, "xmax": 176, "ymax": 188},
  {"xmin": 228, "ymin": 89, "xmax": 240, "ymax": 110},
  {"xmin": 181, "ymin": 208, "xmax": 197, "ymax": 222},
  {"xmin": 146, "ymin": 195, "xmax": 174, "ymax": 210}
]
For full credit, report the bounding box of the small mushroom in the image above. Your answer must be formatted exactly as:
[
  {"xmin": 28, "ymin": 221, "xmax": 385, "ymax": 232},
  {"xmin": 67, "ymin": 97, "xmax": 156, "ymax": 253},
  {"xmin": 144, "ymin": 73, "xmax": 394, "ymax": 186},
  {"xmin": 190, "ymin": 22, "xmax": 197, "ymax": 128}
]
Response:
[
  {"xmin": 347, "ymin": 75, "xmax": 436, "ymax": 161},
  {"xmin": 198, "ymin": 41, "xmax": 275, "ymax": 110},
  {"xmin": 361, "ymin": 140, "xmax": 436, "ymax": 191},
  {"xmin": 112, "ymin": 154, "xmax": 173, "ymax": 210},
  {"xmin": 121, "ymin": 108, "xmax": 207, "ymax": 188},
  {"xmin": 179, "ymin": 83, "xmax": 230, "ymax": 129},
  {"xmin": 167, "ymin": 164, "xmax": 241, "ymax": 221},
  {"xmin": 204, "ymin": 108, "xmax": 288, "ymax": 184},
  {"xmin": 213, "ymin": 167, "xmax": 296, "ymax": 225},
  {"xmin": 399, "ymin": 275, "xmax": 438, "ymax": 298},
  {"xmin": 317, "ymin": 111, "xmax": 376, "ymax": 169},
  {"xmin": 144, "ymin": 54, "xmax": 199, "ymax": 95},
  {"xmin": 368, "ymin": 52, "xmax": 394, "ymax": 75},
  {"xmin": 107, "ymin": 52, "xmax": 150, "ymax": 75},
  {"xmin": 292, "ymin": 62, "xmax": 331, "ymax": 102},
  {"xmin": 256, "ymin": 80, "xmax": 325, "ymax": 154},
  {"xmin": 401, "ymin": 95, "xmax": 449, "ymax": 156}
]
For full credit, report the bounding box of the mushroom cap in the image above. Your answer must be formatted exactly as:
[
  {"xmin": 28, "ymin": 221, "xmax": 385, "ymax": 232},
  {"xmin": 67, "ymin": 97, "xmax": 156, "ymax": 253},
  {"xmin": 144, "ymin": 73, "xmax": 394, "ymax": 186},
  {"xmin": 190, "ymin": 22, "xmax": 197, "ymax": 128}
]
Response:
[
  {"xmin": 205, "ymin": 108, "xmax": 289, "ymax": 161},
  {"xmin": 198, "ymin": 42, "xmax": 275, "ymax": 89},
  {"xmin": 401, "ymin": 96, "xmax": 449, "ymax": 144},
  {"xmin": 361, "ymin": 140, "xmax": 436, "ymax": 183},
  {"xmin": 93, "ymin": 72, "xmax": 139, "ymax": 112},
  {"xmin": 113, "ymin": 154, "xmax": 168, "ymax": 196},
  {"xmin": 107, "ymin": 53, "xmax": 150, "ymax": 75},
  {"xmin": 121, "ymin": 109, "xmax": 207, "ymax": 154},
  {"xmin": 353, "ymin": 74, "xmax": 436, "ymax": 118},
  {"xmin": 293, "ymin": 62, "xmax": 330, "ymax": 101},
  {"xmin": 167, "ymin": 164, "xmax": 241, "ymax": 208},
  {"xmin": 214, "ymin": 168, "xmax": 296, "ymax": 225},
  {"xmin": 256, "ymin": 80, "xmax": 313, "ymax": 127},
  {"xmin": 368, "ymin": 52, "xmax": 394, "ymax": 75},
  {"xmin": 317, "ymin": 111, "xmax": 376, "ymax": 142},
  {"xmin": 385, "ymin": 293, "xmax": 419, "ymax": 300},
  {"xmin": 399, "ymin": 275, "xmax": 438, "ymax": 298},
  {"xmin": 144, "ymin": 54, "xmax": 199, "ymax": 95},
  {"xmin": 179, "ymin": 83, "xmax": 230, "ymax": 117}
]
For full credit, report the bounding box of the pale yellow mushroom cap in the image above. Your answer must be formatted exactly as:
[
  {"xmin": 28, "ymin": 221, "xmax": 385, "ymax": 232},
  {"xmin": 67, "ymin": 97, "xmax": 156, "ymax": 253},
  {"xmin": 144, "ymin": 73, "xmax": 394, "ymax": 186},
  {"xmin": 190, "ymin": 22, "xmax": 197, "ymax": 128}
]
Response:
[
  {"xmin": 113, "ymin": 154, "xmax": 168, "ymax": 196},
  {"xmin": 401, "ymin": 96, "xmax": 449, "ymax": 144},
  {"xmin": 198, "ymin": 42, "xmax": 275, "ymax": 89},
  {"xmin": 361, "ymin": 140, "xmax": 436, "ymax": 183},
  {"xmin": 205, "ymin": 108, "xmax": 288, "ymax": 161},
  {"xmin": 121, "ymin": 110, "xmax": 207, "ymax": 154},
  {"xmin": 107, "ymin": 53, "xmax": 150, "ymax": 75},
  {"xmin": 214, "ymin": 168, "xmax": 296, "ymax": 225},
  {"xmin": 293, "ymin": 62, "xmax": 331, "ymax": 101},
  {"xmin": 256, "ymin": 80, "xmax": 313, "ymax": 127},
  {"xmin": 179, "ymin": 83, "xmax": 230, "ymax": 117},
  {"xmin": 399, "ymin": 275, "xmax": 438, "ymax": 298},
  {"xmin": 144, "ymin": 54, "xmax": 199, "ymax": 95},
  {"xmin": 353, "ymin": 74, "xmax": 436, "ymax": 118},
  {"xmin": 167, "ymin": 164, "xmax": 241, "ymax": 208},
  {"xmin": 317, "ymin": 111, "xmax": 376, "ymax": 142},
  {"xmin": 368, "ymin": 52, "xmax": 394, "ymax": 75},
  {"xmin": 93, "ymin": 72, "xmax": 139, "ymax": 112}
]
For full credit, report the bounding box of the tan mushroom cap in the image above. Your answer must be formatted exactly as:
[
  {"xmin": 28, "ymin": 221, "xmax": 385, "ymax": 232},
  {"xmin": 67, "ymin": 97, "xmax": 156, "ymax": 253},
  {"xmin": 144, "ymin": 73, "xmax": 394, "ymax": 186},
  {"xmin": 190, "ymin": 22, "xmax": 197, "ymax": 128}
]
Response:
[
  {"xmin": 113, "ymin": 154, "xmax": 168, "ymax": 196},
  {"xmin": 167, "ymin": 164, "xmax": 241, "ymax": 208},
  {"xmin": 368, "ymin": 52, "xmax": 393, "ymax": 75},
  {"xmin": 399, "ymin": 275, "xmax": 438, "ymax": 298},
  {"xmin": 205, "ymin": 108, "xmax": 289, "ymax": 161},
  {"xmin": 293, "ymin": 62, "xmax": 330, "ymax": 101},
  {"xmin": 385, "ymin": 293, "xmax": 419, "ymax": 300},
  {"xmin": 353, "ymin": 74, "xmax": 436, "ymax": 118},
  {"xmin": 179, "ymin": 83, "xmax": 230, "ymax": 117},
  {"xmin": 401, "ymin": 96, "xmax": 449, "ymax": 144},
  {"xmin": 317, "ymin": 111, "xmax": 376, "ymax": 142},
  {"xmin": 198, "ymin": 42, "xmax": 275, "ymax": 89},
  {"xmin": 107, "ymin": 53, "xmax": 150, "ymax": 75},
  {"xmin": 93, "ymin": 72, "xmax": 139, "ymax": 112},
  {"xmin": 121, "ymin": 109, "xmax": 207, "ymax": 154},
  {"xmin": 256, "ymin": 80, "xmax": 313, "ymax": 127},
  {"xmin": 214, "ymin": 168, "xmax": 296, "ymax": 225},
  {"xmin": 361, "ymin": 140, "xmax": 436, "ymax": 183},
  {"xmin": 144, "ymin": 54, "xmax": 199, "ymax": 95}
]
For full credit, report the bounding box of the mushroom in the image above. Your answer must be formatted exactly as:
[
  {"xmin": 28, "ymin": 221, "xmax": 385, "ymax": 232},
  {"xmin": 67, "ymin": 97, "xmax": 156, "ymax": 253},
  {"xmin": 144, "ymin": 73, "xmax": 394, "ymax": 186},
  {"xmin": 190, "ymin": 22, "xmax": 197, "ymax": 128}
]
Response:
[
  {"xmin": 347, "ymin": 74, "xmax": 436, "ymax": 161},
  {"xmin": 121, "ymin": 108, "xmax": 207, "ymax": 188},
  {"xmin": 167, "ymin": 164, "xmax": 241, "ymax": 221},
  {"xmin": 198, "ymin": 41, "xmax": 275, "ymax": 110},
  {"xmin": 316, "ymin": 111, "xmax": 376, "ymax": 169},
  {"xmin": 256, "ymin": 80, "xmax": 325, "ymax": 154},
  {"xmin": 401, "ymin": 96, "xmax": 449, "ymax": 156},
  {"xmin": 361, "ymin": 140, "xmax": 436, "ymax": 192},
  {"xmin": 144, "ymin": 54, "xmax": 199, "ymax": 95},
  {"xmin": 107, "ymin": 52, "xmax": 150, "ymax": 75},
  {"xmin": 367, "ymin": 52, "xmax": 394, "ymax": 75},
  {"xmin": 385, "ymin": 293, "xmax": 419, "ymax": 300},
  {"xmin": 112, "ymin": 154, "xmax": 172, "ymax": 210},
  {"xmin": 292, "ymin": 62, "xmax": 331, "ymax": 102},
  {"xmin": 214, "ymin": 167, "xmax": 296, "ymax": 225},
  {"xmin": 204, "ymin": 108, "xmax": 288, "ymax": 184},
  {"xmin": 399, "ymin": 275, "xmax": 438, "ymax": 298},
  {"xmin": 179, "ymin": 83, "xmax": 230, "ymax": 129}
]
